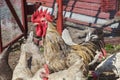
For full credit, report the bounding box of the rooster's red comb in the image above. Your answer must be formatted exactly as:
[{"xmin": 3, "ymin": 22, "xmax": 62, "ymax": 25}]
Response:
[{"xmin": 39, "ymin": 8, "xmax": 53, "ymax": 22}]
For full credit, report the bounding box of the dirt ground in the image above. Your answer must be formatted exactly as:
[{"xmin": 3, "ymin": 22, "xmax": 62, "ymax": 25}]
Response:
[{"xmin": 8, "ymin": 44, "xmax": 21, "ymax": 70}]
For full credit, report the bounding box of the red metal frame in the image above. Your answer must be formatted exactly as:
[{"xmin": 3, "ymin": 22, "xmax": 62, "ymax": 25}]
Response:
[
  {"xmin": 0, "ymin": 0, "xmax": 67, "ymax": 52},
  {"xmin": 56, "ymin": 0, "xmax": 63, "ymax": 35},
  {"xmin": 21, "ymin": 0, "xmax": 28, "ymax": 38},
  {"xmin": 0, "ymin": 0, "xmax": 28, "ymax": 53},
  {"xmin": 3, "ymin": 34, "xmax": 24, "ymax": 49}
]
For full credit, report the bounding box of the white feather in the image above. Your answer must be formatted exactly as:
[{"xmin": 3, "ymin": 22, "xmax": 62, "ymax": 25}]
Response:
[
  {"xmin": 62, "ymin": 29, "xmax": 77, "ymax": 45},
  {"xmin": 95, "ymin": 52, "xmax": 120, "ymax": 77}
]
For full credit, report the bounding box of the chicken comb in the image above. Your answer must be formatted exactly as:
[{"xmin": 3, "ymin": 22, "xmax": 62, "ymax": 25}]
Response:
[
  {"xmin": 31, "ymin": 10, "xmax": 40, "ymax": 22},
  {"xmin": 39, "ymin": 8, "xmax": 43, "ymax": 14},
  {"xmin": 39, "ymin": 8, "xmax": 53, "ymax": 22},
  {"xmin": 34, "ymin": 10, "xmax": 40, "ymax": 17},
  {"xmin": 43, "ymin": 9, "xmax": 48, "ymax": 15}
]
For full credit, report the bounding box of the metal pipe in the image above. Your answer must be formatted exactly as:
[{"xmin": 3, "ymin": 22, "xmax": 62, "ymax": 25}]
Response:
[
  {"xmin": 21, "ymin": 0, "xmax": 28, "ymax": 38},
  {"xmin": 56, "ymin": 0, "xmax": 63, "ymax": 35},
  {"xmin": 0, "ymin": 20, "xmax": 3, "ymax": 53}
]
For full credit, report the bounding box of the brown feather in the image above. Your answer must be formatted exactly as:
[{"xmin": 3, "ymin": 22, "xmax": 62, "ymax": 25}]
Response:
[
  {"xmin": 43, "ymin": 22, "xmax": 69, "ymax": 72},
  {"xmin": 43, "ymin": 21, "xmax": 102, "ymax": 76}
]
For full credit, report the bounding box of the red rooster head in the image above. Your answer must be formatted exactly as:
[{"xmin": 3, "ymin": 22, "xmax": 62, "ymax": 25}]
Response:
[{"xmin": 31, "ymin": 9, "xmax": 53, "ymax": 37}]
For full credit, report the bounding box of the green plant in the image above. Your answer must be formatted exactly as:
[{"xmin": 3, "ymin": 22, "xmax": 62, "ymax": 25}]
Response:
[
  {"xmin": 105, "ymin": 44, "xmax": 114, "ymax": 54},
  {"xmin": 105, "ymin": 44, "xmax": 120, "ymax": 54}
]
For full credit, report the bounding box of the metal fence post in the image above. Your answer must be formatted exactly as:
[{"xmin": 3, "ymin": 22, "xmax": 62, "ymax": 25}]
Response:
[
  {"xmin": 0, "ymin": 21, "xmax": 3, "ymax": 53},
  {"xmin": 56, "ymin": 0, "xmax": 63, "ymax": 35},
  {"xmin": 21, "ymin": 0, "xmax": 28, "ymax": 38}
]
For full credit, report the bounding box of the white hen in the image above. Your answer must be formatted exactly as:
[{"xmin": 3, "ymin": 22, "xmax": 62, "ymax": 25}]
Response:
[
  {"xmin": 22, "ymin": 31, "xmax": 45, "ymax": 74},
  {"xmin": 95, "ymin": 52, "xmax": 120, "ymax": 79},
  {"xmin": 12, "ymin": 44, "xmax": 33, "ymax": 80}
]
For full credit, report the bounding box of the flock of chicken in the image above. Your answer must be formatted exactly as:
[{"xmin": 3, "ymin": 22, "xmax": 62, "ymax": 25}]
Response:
[{"xmin": 0, "ymin": 9, "xmax": 120, "ymax": 80}]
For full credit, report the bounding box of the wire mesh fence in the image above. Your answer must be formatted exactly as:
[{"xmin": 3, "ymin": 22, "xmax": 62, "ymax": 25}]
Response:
[{"xmin": 0, "ymin": 0, "xmax": 22, "ymax": 46}]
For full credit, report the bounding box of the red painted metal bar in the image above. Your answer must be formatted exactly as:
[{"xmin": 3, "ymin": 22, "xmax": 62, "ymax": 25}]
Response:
[
  {"xmin": 0, "ymin": 23, "xmax": 3, "ymax": 53},
  {"xmin": 0, "ymin": 0, "xmax": 26, "ymax": 52},
  {"xmin": 56, "ymin": 0, "xmax": 63, "ymax": 35},
  {"xmin": 5, "ymin": 0, "xmax": 24, "ymax": 33},
  {"xmin": 21, "ymin": 0, "xmax": 28, "ymax": 38},
  {"xmin": 3, "ymin": 34, "xmax": 24, "ymax": 49}
]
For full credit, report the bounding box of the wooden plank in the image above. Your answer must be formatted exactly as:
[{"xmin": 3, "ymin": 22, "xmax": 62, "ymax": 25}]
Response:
[
  {"xmin": 29, "ymin": 0, "xmax": 110, "ymax": 19},
  {"xmin": 27, "ymin": 0, "xmax": 104, "ymax": 18},
  {"xmin": 42, "ymin": 1, "xmax": 101, "ymax": 11},
  {"xmin": 104, "ymin": 37, "xmax": 120, "ymax": 45},
  {"xmin": 41, "ymin": 3, "xmax": 109, "ymax": 19},
  {"xmin": 77, "ymin": 0, "xmax": 101, "ymax": 4},
  {"xmin": 27, "ymin": 9, "xmax": 109, "ymax": 24},
  {"xmin": 65, "ymin": 18, "xmax": 96, "ymax": 27},
  {"xmin": 65, "ymin": 1, "xmax": 100, "ymax": 11},
  {"xmin": 40, "ymin": 0, "xmax": 101, "ymax": 4},
  {"xmin": 66, "ymin": 7, "xmax": 110, "ymax": 19},
  {"xmin": 27, "ymin": 0, "xmax": 101, "ymax": 4},
  {"xmin": 27, "ymin": 0, "xmax": 53, "ymax": 3},
  {"xmin": 27, "ymin": 0, "xmax": 41, "ymax": 3},
  {"xmin": 26, "ymin": 0, "xmax": 110, "ymax": 22},
  {"xmin": 65, "ymin": 18, "xmax": 115, "ymax": 32}
]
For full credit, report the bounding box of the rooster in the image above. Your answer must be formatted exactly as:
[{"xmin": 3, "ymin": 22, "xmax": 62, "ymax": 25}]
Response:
[{"xmin": 31, "ymin": 8, "xmax": 105, "ymax": 79}]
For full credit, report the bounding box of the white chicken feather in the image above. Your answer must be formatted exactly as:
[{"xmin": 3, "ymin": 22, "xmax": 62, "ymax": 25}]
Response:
[{"xmin": 95, "ymin": 52, "xmax": 120, "ymax": 78}]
